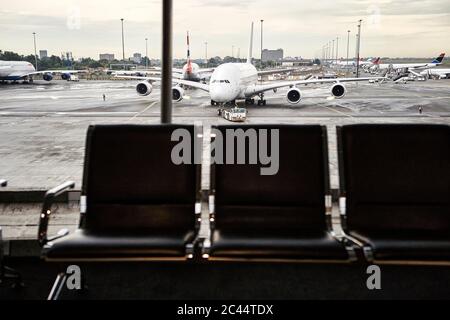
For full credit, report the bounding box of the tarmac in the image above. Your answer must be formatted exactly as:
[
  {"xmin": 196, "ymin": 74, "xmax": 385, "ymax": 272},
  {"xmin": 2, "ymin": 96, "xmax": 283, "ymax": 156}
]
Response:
[{"xmin": 1, "ymin": 77, "xmax": 450, "ymax": 243}]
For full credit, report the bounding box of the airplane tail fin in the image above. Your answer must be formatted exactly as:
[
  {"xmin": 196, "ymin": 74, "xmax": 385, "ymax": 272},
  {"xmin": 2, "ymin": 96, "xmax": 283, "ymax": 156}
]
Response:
[
  {"xmin": 246, "ymin": 22, "xmax": 254, "ymax": 64},
  {"xmin": 186, "ymin": 31, "xmax": 193, "ymax": 73},
  {"xmin": 432, "ymin": 53, "xmax": 445, "ymax": 64},
  {"xmin": 373, "ymin": 57, "xmax": 381, "ymax": 65}
]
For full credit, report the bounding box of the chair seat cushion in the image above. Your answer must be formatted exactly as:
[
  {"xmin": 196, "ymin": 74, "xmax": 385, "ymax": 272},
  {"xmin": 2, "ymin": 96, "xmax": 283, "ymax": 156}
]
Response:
[
  {"xmin": 351, "ymin": 231, "xmax": 450, "ymax": 262},
  {"xmin": 43, "ymin": 230, "xmax": 195, "ymax": 260},
  {"xmin": 210, "ymin": 230, "xmax": 348, "ymax": 260}
]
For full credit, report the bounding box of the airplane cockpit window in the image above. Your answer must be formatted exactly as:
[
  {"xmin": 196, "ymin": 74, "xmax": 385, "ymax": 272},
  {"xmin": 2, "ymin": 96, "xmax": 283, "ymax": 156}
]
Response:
[{"xmin": 212, "ymin": 80, "xmax": 230, "ymax": 83}]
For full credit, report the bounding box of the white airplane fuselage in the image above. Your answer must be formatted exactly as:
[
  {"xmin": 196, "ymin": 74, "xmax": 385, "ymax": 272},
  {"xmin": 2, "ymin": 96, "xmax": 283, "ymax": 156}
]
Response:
[
  {"xmin": 421, "ymin": 69, "xmax": 450, "ymax": 78},
  {"xmin": 209, "ymin": 62, "xmax": 258, "ymax": 103},
  {"xmin": 375, "ymin": 62, "xmax": 439, "ymax": 71},
  {"xmin": 0, "ymin": 61, "xmax": 35, "ymax": 80}
]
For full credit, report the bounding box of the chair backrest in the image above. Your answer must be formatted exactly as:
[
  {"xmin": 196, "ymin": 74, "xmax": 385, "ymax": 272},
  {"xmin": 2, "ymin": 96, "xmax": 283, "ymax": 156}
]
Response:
[
  {"xmin": 338, "ymin": 124, "xmax": 450, "ymax": 234},
  {"xmin": 81, "ymin": 125, "xmax": 201, "ymax": 233},
  {"xmin": 211, "ymin": 125, "xmax": 330, "ymax": 233}
]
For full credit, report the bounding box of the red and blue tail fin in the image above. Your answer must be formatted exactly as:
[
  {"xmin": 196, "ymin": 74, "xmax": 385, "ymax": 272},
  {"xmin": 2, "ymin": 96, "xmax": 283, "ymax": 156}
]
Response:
[{"xmin": 432, "ymin": 53, "xmax": 445, "ymax": 64}]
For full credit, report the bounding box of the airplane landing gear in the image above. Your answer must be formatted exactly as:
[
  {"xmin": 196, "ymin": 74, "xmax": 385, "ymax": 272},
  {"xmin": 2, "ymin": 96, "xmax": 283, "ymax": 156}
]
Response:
[
  {"xmin": 245, "ymin": 98, "xmax": 255, "ymax": 106},
  {"xmin": 257, "ymin": 93, "xmax": 267, "ymax": 106}
]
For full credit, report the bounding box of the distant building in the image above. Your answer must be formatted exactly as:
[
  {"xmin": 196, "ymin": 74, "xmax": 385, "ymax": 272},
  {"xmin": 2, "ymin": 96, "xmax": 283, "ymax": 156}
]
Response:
[
  {"xmin": 132, "ymin": 53, "xmax": 142, "ymax": 64},
  {"xmin": 281, "ymin": 58, "xmax": 313, "ymax": 67},
  {"xmin": 262, "ymin": 49, "xmax": 284, "ymax": 62},
  {"xmin": 39, "ymin": 50, "xmax": 48, "ymax": 59},
  {"xmin": 99, "ymin": 53, "xmax": 115, "ymax": 61}
]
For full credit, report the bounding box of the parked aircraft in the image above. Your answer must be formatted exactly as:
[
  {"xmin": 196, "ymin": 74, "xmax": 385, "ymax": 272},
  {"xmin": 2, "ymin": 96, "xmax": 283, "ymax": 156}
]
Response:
[
  {"xmin": 0, "ymin": 60, "xmax": 84, "ymax": 82},
  {"xmin": 370, "ymin": 54, "xmax": 445, "ymax": 73},
  {"xmin": 118, "ymin": 23, "xmax": 386, "ymax": 106}
]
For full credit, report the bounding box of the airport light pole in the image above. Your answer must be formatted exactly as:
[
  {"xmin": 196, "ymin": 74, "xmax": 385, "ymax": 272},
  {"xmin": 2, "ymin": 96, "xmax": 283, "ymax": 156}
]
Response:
[
  {"xmin": 260, "ymin": 19, "xmax": 264, "ymax": 69},
  {"xmin": 346, "ymin": 30, "xmax": 350, "ymax": 69},
  {"xmin": 145, "ymin": 38, "xmax": 148, "ymax": 69},
  {"xmin": 121, "ymin": 18, "xmax": 125, "ymax": 61},
  {"xmin": 336, "ymin": 37, "xmax": 339, "ymax": 65},
  {"xmin": 161, "ymin": 0, "xmax": 173, "ymax": 123},
  {"xmin": 331, "ymin": 40, "xmax": 335, "ymax": 68},
  {"xmin": 204, "ymin": 42, "xmax": 208, "ymax": 67},
  {"xmin": 32, "ymin": 32, "xmax": 38, "ymax": 71},
  {"xmin": 356, "ymin": 19, "xmax": 362, "ymax": 78},
  {"xmin": 327, "ymin": 42, "xmax": 330, "ymax": 64}
]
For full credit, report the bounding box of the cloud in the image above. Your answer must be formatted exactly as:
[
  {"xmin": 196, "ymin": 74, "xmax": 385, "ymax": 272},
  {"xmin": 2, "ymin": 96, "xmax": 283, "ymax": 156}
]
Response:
[{"xmin": 1, "ymin": 0, "xmax": 449, "ymax": 58}]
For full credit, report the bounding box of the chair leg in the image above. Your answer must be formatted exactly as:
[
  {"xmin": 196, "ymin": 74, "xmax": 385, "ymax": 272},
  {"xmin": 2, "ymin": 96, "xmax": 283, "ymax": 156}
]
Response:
[
  {"xmin": 0, "ymin": 264, "xmax": 24, "ymax": 289},
  {"xmin": 47, "ymin": 272, "xmax": 67, "ymax": 300}
]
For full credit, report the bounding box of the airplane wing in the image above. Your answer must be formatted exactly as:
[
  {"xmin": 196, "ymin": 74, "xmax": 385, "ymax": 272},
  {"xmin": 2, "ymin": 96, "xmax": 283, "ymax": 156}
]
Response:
[
  {"xmin": 244, "ymin": 76, "xmax": 388, "ymax": 96},
  {"xmin": 148, "ymin": 66, "xmax": 184, "ymax": 74},
  {"xmin": 198, "ymin": 68, "xmax": 215, "ymax": 74},
  {"xmin": 257, "ymin": 68, "xmax": 296, "ymax": 76},
  {"xmin": 115, "ymin": 75, "xmax": 210, "ymax": 92},
  {"xmin": 112, "ymin": 70, "xmax": 185, "ymax": 79},
  {"xmin": 26, "ymin": 70, "xmax": 86, "ymax": 76}
]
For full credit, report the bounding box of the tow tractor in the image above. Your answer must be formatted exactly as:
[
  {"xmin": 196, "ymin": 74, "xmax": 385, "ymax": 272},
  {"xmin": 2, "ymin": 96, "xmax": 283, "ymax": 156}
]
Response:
[
  {"xmin": 218, "ymin": 107, "xmax": 247, "ymax": 122},
  {"xmin": 68, "ymin": 75, "xmax": 80, "ymax": 82}
]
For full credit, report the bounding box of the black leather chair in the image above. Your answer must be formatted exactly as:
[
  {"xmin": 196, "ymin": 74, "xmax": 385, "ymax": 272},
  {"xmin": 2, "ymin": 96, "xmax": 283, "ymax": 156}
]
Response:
[
  {"xmin": 203, "ymin": 125, "xmax": 352, "ymax": 263},
  {"xmin": 337, "ymin": 124, "xmax": 450, "ymax": 265},
  {"xmin": 39, "ymin": 125, "xmax": 202, "ymax": 298},
  {"xmin": 0, "ymin": 180, "xmax": 23, "ymax": 288}
]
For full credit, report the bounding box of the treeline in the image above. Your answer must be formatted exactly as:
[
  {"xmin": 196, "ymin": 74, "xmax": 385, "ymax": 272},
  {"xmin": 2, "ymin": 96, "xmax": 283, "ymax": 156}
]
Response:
[{"xmin": 0, "ymin": 50, "xmax": 142, "ymax": 70}]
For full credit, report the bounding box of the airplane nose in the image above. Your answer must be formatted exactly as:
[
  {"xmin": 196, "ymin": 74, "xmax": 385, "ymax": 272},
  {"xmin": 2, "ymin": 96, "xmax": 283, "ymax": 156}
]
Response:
[{"xmin": 210, "ymin": 85, "xmax": 236, "ymax": 103}]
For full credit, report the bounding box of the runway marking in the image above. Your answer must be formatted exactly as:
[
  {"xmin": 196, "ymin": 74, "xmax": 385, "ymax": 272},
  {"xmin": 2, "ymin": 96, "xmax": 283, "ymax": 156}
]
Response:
[
  {"xmin": 127, "ymin": 101, "xmax": 158, "ymax": 121},
  {"xmin": 323, "ymin": 106, "xmax": 355, "ymax": 119}
]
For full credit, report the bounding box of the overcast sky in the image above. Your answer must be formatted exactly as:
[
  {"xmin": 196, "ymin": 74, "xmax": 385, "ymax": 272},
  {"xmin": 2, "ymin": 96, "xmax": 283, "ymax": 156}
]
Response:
[{"xmin": 0, "ymin": 0, "xmax": 449, "ymax": 59}]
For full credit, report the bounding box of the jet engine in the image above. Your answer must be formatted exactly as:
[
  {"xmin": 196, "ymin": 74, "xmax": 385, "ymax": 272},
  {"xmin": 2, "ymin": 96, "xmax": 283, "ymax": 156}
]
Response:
[
  {"xmin": 286, "ymin": 88, "xmax": 302, "ymax": 104},
  {"xmin": 43, "ymin": 73, "xmax": 53, "ymax": 81},
  {"xmin": 330, "ymin": 83, "xmax": 346, "ymax": 99},
  {"xmin": 172, "ymin": 87, "xmax": 185, "ymax": 102},
  {"xmin": 61, "ymin": 73, "xmax": 71, "ymax": 80},
  {"xmin": 136, "ymin": 81, "xmax": 153, "ymax": 96}
]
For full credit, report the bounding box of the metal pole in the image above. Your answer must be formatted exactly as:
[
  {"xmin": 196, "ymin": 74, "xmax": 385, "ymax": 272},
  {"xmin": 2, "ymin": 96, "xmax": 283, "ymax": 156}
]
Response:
[
  {"xmin": 336, "ymin": 37, "xmax": 339, "ymax": 64},
  {"xmin": 204, "ymin": 42, "xmax": 208, "ymax": 66},
  {"xmin": 260, "ymin": 19, "xmax": 264, "ymax": 69},
  {"xmin": 331, "ymin": 40, "xmax": 335, "ymax": 67},
  {"xmin": 346, "ymin": 30, "xmax": 350, "ymax": 69},
  {"xmin": 161, "ymin": 0, "xmax": 173, "ymax": 123},
  {"xmin": 356, "ymin": 19, "xmax": 362, "ymax": 78},
  {"xmin": 121, "ymin": 19, "xmax": 125, "ymax": 61},
  {"xmin": 33, "ymin": 32, "xmax": 38, "ymax": 71},
  {"xmin": 145, "ymin": 38, "xmax": 148, "ymax": 69}
]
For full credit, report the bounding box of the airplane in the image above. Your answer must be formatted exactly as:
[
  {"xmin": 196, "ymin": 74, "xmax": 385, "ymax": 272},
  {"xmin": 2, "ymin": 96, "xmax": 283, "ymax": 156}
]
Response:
[
  {"xmin": 420, "ymin": 68, "xmax": 450, "ymax": 79},
  {"xmin": 112, "ymin": 31, "xmax": 215, "ymax": 84},
  {"xmin": 0, "ymin": 60, "xmax": 84, "ymax": 83},
  {"xmin": 370, "ymin": 53, "xmax": 445, "ymax": 73},
  {"xmin": 118, "ymin": 22, "xmax": 386, "ymax": 106},
  {"xmin": 332, "ymin": 57, "xmax": 380, "ymax": 68}
]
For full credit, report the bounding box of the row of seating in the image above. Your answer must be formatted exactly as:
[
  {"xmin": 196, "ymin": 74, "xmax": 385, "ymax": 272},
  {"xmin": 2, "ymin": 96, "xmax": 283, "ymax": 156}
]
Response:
[
  {"xmin": 38, "ymin": 124, "xmax": 449, "ymax": 268},
  {"xmin": 0, "ymin": 180, "xmax": 23, "ymax": 287}
]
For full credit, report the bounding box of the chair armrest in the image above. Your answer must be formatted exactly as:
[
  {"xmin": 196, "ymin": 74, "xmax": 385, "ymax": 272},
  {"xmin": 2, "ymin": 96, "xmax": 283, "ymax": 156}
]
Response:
[
  {"xmin": 0, "ymin": 180, "xmax": 7, "ymax": 187},
  {"xmin": 38, "ymin": 181, "xmax": 75, "ymax": 246},
  {"xmin": 342, "ymin": 234, "xmax": 365, "ymax": 248},
  {"xmin": 208, "ymin": 195, "xmax": 215, "ymax": 224}
]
